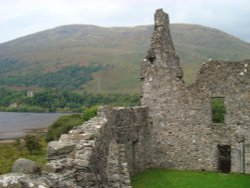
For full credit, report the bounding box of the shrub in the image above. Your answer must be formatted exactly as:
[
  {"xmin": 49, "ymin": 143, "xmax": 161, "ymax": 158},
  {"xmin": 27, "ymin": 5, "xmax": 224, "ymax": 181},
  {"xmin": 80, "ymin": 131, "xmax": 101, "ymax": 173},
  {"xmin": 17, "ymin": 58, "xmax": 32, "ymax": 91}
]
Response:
[
  {"xmin": 82, "ymin": 106, "xmax": 98, "ymax": 121},
  {"xmin": 24, "ymin": 134, "xmax": 42, "ymax": 154},
  {"xmin": 46, "ymin": 114, "xmax": 83, "ymax": 142},
  {"xmin": 46, "ymin": 106, "xmax": 98, "ymax": 142}
]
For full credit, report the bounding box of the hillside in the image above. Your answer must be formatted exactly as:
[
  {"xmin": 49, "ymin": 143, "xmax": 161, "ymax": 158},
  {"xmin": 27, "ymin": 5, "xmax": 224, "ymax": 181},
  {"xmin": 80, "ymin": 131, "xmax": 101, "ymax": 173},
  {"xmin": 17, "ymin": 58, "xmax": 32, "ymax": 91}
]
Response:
[{"xmin": 0, "ymin": 24, "xmax": 250, "ymax": 93}]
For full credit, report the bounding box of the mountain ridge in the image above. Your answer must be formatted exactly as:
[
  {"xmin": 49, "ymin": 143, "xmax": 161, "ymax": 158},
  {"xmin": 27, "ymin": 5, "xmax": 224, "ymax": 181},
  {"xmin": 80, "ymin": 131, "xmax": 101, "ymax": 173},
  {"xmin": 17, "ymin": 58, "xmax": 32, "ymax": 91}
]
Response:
[{"xmin": 1, "ymin": 23, "xmax": 250, "ymax": 93}]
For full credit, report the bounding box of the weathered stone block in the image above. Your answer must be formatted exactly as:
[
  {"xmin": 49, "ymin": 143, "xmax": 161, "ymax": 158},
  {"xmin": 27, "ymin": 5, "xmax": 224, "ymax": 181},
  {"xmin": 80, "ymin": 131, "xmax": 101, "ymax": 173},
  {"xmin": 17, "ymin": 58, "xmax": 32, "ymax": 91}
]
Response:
[
  {"xmin": 72, "ymin": 159, "xmax": 90, "ymax": 167},
  {"xmin": 11, "ymin": 158, "xmax": 41, "ymax": 175},
  {"xmin": 45, "ymin": 158, "xmax": 67, "ymax": 173},
  {"xmin": 47, "ymin": 141, "xmax": 75, "ymax": 158}
]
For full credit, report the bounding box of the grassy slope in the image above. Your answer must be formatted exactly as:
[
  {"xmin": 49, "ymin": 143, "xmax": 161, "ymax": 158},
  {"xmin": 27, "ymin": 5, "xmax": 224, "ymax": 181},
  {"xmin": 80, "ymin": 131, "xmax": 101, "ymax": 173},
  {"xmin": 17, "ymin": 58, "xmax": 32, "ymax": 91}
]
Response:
[
  {"xmin": 132, "ymin": 169, "xmax": 250, "ymax": 188},
  {"xmin": 0, "ymin": 24, "xmax": 250, "ymax": 93},
  {"xmin": 0, "ymin": 141, "xmax": 47, "ymax": 174},
  {"xmin": 171, "ymin": 24, "xmax": 250, "ymax": 83}
]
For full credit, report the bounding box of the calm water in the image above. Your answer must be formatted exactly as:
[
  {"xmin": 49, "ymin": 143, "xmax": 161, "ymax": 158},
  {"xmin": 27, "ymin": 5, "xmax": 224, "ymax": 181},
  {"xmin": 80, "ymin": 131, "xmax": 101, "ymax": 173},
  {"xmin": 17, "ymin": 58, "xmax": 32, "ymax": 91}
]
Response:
[{"xmin": 0, "ymin": 112, "xmax": 67, "ymax": 140}]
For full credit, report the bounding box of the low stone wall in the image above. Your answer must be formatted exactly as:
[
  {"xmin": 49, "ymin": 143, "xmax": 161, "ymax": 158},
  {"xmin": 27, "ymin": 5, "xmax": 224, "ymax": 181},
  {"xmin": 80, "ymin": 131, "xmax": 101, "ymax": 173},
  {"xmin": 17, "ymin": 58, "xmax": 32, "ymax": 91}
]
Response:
[
  {"xmin": 45, "ymin": 106, "xmax": 149, "ymax": 187},
  {"xmin": 0, "ymin": 106, "xmax": 149, "ymax": 188}
]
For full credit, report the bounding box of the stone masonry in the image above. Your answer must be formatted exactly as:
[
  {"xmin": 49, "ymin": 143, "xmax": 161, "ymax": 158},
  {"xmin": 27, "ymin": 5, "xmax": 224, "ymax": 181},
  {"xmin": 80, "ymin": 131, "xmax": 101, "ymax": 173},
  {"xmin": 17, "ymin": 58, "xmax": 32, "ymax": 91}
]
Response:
[
  {"xmin": 141, "ymin": 9, "xmax": 250, "ymax": 173},
  {"xmin": 0, "ymin": 8, "xmax": 249, "ymax": 188},
  {"xmin": 0, "ymin": 106, "xmax": 149, "ymax": 188}
]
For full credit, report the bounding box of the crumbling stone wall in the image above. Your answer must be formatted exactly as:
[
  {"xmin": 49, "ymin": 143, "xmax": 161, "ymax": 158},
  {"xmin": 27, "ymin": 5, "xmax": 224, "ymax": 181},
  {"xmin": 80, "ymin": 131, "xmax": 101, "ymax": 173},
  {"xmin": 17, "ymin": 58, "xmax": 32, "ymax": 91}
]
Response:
[
  {"xmin": 194, "ymin": 60, "xmax": 250, "ymax": 173},
  {"xmin": 0, "ymin": 106, "xmax": 149, "ymax": 188},
  {"xmin": 46, "ymin": 106, "xmax": 149, "ymax": 187},
  {"xmin": 141, "ymin": 9, "xmax": 250, "ymax": 173}
]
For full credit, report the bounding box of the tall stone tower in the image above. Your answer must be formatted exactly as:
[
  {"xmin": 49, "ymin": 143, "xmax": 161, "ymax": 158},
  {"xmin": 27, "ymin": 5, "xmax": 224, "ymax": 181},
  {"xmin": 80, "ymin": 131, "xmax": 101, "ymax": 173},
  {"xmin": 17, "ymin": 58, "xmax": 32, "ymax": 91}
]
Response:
[
  {"xmin": 140, "ymin": 9, "xmax": 186, "ymax": 168},
  {"xmin": 141, "ymin": 9, "xmax": 184, "ymax": 107}
]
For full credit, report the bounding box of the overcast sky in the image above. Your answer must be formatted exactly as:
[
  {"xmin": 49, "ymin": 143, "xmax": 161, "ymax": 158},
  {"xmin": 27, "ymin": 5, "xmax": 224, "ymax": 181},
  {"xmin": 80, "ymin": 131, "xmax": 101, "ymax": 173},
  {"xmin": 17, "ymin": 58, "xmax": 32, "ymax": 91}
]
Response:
[{"xmin": 1, "ymin": 0, "xmax": 250, "ymax": 43}]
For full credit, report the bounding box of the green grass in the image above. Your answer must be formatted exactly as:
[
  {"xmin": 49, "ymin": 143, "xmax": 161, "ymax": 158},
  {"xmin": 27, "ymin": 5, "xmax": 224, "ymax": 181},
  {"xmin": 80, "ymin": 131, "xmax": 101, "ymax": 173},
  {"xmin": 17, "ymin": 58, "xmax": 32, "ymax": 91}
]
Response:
[
  {"xmin": 0, "ymin": 139, "xmax": 47, "ymax": 175},
  {"xmin": 131, "ymin": 169, "xmax": 250, "ymax": 188}
]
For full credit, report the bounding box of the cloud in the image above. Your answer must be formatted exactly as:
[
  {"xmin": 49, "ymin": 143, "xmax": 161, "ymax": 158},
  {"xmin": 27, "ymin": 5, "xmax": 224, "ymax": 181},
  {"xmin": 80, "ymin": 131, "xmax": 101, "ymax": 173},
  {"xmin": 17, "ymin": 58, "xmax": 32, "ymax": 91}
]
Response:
[{"xmin": 0, "ymin": 0, "xmax": 250, "ymax": 43}]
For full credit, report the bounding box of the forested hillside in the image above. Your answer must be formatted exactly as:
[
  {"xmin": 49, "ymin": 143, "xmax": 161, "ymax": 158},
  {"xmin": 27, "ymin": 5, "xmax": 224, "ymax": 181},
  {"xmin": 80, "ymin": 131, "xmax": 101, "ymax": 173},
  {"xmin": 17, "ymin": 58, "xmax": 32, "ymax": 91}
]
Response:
[
  {"xmin": 0, "ymin": 88, "xmax": 139, "ymax": 112},
  {"xmin": 1, "ymin": 24, "xmax": 250, "ymax": 93}
]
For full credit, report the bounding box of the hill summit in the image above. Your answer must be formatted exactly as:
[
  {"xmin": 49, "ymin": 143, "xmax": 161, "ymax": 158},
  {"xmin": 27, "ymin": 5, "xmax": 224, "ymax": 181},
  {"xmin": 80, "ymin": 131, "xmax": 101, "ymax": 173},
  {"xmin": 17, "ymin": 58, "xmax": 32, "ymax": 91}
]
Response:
[{"xmin": 0, "ymin": 23, "xmax": 250, "ymax": 93}]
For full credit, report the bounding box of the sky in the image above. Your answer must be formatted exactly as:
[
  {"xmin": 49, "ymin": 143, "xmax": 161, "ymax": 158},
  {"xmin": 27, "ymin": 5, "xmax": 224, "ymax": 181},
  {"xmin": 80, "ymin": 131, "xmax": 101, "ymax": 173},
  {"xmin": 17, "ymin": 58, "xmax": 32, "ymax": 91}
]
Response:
[{"xmin": 1, "ymin": 0, "xmax": 250, "ymax": 43}]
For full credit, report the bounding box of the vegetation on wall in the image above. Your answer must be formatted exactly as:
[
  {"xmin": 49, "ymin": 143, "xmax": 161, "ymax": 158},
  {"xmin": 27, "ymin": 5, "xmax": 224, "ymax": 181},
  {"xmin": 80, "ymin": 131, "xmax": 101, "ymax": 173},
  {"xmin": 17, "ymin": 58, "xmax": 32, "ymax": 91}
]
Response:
[
  {"xmin": 81, "ymin": 106, "xmax": 98, "ymax": 121},
  {"xmin": 211, "ymin": 97, "xmax": 226, "ymax": 123}
]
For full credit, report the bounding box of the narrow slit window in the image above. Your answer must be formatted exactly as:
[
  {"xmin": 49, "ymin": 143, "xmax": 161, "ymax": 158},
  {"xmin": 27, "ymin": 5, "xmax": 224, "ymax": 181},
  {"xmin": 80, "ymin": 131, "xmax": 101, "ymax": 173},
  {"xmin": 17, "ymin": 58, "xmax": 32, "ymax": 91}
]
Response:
[{"xmin": 211, "ymin": 97, "xmax": 226, "ymax": 124}]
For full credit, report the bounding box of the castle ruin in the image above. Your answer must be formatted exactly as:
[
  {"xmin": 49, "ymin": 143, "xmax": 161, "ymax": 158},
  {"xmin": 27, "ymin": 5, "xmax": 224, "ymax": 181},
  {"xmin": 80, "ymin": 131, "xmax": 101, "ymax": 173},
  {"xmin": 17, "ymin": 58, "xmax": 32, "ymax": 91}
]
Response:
[{"xmin": 0, "ymin": 9, "xmax": 249, "ymax": 188}]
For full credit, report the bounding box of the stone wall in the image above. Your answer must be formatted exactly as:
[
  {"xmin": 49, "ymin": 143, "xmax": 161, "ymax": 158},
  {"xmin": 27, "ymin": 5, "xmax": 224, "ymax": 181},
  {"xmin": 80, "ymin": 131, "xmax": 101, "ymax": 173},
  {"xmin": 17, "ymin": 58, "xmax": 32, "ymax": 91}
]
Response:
[
  {"xmin": 194, "ymin": 60, "xmax": 250, "ymax": 173},
  {"xmin": 0, "ymin": 106, "xmax": 149, "ymax": 188},
  {"xmin": 141, "ymin": 9, "xmax": 250, "ymax": 173},
  {"xmin": 46, "ymin": 106, "xmax": 149, "ymax": 187}
]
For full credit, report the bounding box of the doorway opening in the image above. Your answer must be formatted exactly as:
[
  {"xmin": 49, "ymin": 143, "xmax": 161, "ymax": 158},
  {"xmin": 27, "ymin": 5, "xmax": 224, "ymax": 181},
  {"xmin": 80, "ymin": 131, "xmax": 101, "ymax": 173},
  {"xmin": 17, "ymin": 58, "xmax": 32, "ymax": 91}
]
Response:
[{"xmin": 218, "ymin": 145, "xmax": 231, "ymax": 173}]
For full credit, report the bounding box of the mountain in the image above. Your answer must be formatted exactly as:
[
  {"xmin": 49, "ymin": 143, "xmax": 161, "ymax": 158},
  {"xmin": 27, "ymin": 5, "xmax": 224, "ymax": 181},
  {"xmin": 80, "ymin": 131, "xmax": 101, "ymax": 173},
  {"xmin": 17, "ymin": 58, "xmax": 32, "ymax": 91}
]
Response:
[{"xmin": 0, "ymin": 24, "xmax": 250, "ymax": 93}]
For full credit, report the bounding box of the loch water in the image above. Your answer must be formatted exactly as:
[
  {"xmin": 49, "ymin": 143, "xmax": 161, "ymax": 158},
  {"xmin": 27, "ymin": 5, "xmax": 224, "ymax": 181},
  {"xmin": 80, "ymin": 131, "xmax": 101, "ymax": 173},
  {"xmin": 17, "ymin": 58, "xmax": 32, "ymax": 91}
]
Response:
[{"xmin": 0, "ymin": 112, "xmax": 67, "ymax": 140}]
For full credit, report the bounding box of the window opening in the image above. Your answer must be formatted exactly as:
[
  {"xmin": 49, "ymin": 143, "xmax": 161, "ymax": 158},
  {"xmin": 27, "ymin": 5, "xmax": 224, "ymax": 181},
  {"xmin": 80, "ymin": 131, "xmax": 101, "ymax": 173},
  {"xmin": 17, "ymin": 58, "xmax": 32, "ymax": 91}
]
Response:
[{"xmin": 211, "ymin": 97, "xmax": 226, "ymax": 124}]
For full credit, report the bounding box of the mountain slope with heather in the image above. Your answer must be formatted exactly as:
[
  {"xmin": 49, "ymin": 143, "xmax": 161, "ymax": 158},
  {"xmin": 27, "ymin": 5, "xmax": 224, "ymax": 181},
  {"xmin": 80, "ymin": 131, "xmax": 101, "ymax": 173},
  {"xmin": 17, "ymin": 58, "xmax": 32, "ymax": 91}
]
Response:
[{"xmin": 0, "ymin": 24, "xmax": 249, "ymax": 93}]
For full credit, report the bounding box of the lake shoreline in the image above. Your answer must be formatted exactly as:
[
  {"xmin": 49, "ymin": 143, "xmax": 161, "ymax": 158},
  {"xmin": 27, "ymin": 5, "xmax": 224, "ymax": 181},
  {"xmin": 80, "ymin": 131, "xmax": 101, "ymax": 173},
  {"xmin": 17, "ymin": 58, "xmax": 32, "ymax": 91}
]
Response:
[
  {"xmin": 0, "ymin": 127, "xmax": 47, "ymax": 142},
  {"xmin": 0, "ymin": 112, "xmax": 67, "ymax": 141},
  {"xmin": 0, "ymin": 139, "xmax": 16, "ymax": 144}
]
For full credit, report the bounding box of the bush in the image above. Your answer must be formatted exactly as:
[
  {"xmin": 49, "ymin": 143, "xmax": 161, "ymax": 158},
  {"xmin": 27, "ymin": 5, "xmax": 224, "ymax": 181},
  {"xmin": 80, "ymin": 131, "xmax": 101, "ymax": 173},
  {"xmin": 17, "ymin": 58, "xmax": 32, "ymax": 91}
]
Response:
[
  {"xmin": 46, "ymin": 106, "xmax": 98, "ymax": 142},
  {"xmin": 82, "ymin": 106, "xmax": 98, "ymax": 121},
  {"xmin": 24, "ymin": 134, "xmax": 42, "ymax": 154},
  {"xmin": 46, "ymin": 114, "xmax": 83, "ymax": 142}
]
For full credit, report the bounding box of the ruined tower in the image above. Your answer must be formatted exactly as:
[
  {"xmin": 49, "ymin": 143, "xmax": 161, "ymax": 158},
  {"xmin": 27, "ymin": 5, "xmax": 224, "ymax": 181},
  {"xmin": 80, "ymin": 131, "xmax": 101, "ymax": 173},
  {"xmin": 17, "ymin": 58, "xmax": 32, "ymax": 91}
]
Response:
[
  {"xmin": 141, "ymin": 9, "xmax": 187, "ymax": 168},
  {"xmin": 141, "ymin": 9, "xmax": 184, "ymax": 103},
  {"xmin": 141, "ymin": 9, "xmax": 250, "ymax": 173}
]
